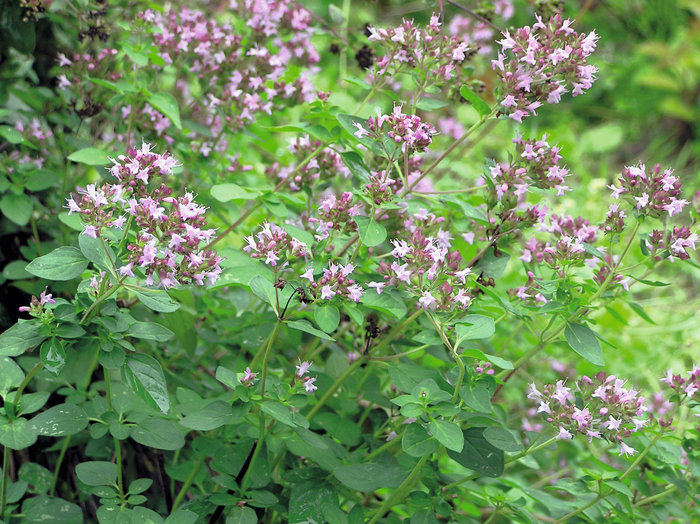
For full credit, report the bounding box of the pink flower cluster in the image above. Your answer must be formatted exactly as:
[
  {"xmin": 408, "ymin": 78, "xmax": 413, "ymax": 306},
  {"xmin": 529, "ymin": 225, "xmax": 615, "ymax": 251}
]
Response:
[
  {"xmin": 364, "ymin": 170, "xmax": 398, "ymax": 205},
  {"xmin": 520, "ymin": 214, "xmax": 598, "ymax": 269},
  {"xmin": 492, "ymin": 15, "xmax": 598, "ymax": 122},
  {"xmin": 243, "ymin": 221, "xmax": 308, "ymax": 267},
  {"xmin": 310, "ymin": 192, "xmax": 364, "ymax": 240},
  {"xmin": 355, "ymin": 105, "xmax": 437, "ymax": 155},
  {"xmin": 509, "ymin": 271, "xmax": 548, "ymax": 306},
  {"xmin": 142, "ymin": 3, "xmax": 318, "ymax": 132},
  {"xmin": 295, "ymin": 361, "xmax": 317, "ymax": 394},
  {"xmin": 646, "ymin": 226, "xmax": 699, "ymax": 262},
  {"xmin": 18, "ymin": 287, "xmax": 55, "ymax": 316},
  {"xmin": 66, "ymin": 143, "xmax": 222, "ymax": 288},
  {"xmin": 527, "ymin": 372, "xmax": 650, "ymax": 457},
  {"xmin": 608, "ymin": 163, "xmax": 687, "ymax": 218},
  {"xmin": 273, "ymin": 137, "xmax": 349, "ymax": 191},
  {"xmin": 661, "ymin": 366, "xmax": 700, "ymax": 400},
  {"xmin": 301, "ymin": 263, "xmax": 363, "ymax": 303},
  {"xmin": 449, "ymin": 1, "xmax": 514, "ymax": 55},
  {"xmin": 367, "ymin": 14, "xmax": 477, "ymax": 86},
  {"xmin": 373, "ymin": 211, "xmax": 474, "ymax": 311},
  {"xmin": 488, "ymin": 135, "xmax": 571, "ymax": 209},
  {"xmin": 55, "ymin": 49, "xmax": 120, "ymax": 91}
]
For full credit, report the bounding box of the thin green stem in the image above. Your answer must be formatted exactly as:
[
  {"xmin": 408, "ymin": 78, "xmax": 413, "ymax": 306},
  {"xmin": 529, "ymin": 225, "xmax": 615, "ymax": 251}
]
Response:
[
  {"xmin": 632, "ymin": 485, "xmax": 677, "ymax": 507},
  {"xmin": 555, "ymin": 491, "xmax": 603, "ymax": 523},
  {"xmin": 306, "ymin": 357, "xmax": 366, "ymax": 421},
  {"xmin": 367, "ymin": 456, "xmax": 427, "ymax": 524},
  {"xmin": 0, "ymin": 445, "xmax": 9, "ymax": 520},
  {"xmin": 240, "ymin": 412, "xmax": 266, "ymax": 494},
  {"xmin": 171, "ymin": 456, "xmax": 205, "ymax": 511},
  {"xmin": 13, "ymin": 361, "xmax": 44, "ymax": 406},
  {"xmin": 260, "ymin": 322, "xmax": 282, "ymax": 397},
  {"xmin": 364, "ymin": 432, "xmax": 402, "ymax": 462},
  {"xmin": 427, "ymin": 312, "xmax": 463, "ymax": 403},
  {"xmin": 49, "ymin": 436, "xmax": 71, "ymax": 496},
  {"xmin": 403, "ymin": 108, "xmax": 497, "ymax": 195}
]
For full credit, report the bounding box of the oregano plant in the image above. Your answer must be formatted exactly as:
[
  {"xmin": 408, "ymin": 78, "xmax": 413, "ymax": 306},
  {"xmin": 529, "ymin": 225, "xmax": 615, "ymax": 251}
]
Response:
[{"xmin": 0, "ymin": 1, "xmax": 698, "ymax": 523}]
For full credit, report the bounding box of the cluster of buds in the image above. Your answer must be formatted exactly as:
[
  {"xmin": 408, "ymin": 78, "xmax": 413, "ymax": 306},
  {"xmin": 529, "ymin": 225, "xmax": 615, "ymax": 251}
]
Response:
[
  {"xmin": 527, "ymin": 372, "xmax": 651, "ymax": 457},
  {"xmin": 661, "ymin": 366, "xmax": 699, "ymax": 401},
  {"xmin": 449, "ymin": 1, "xmax": 514, "ymax": 55},
  {"xmin": 309, "ymin": 192, "xmax": 364, "ymax": 240},
  {"xmin": 592, "ymin": 255, "xmax": 630, "ymax": 292},
  {"xmin": 18, "ymin": 288, "xmax": 56, "ymax": 317},
  {"xmin": 302, "ymin": 263, "xmax": 363, "ymax": 303},
  {"xmin": 364, "ymin": 170, "xmax": 398, "ymax": 205},
  {"xmin": 645, "ymin": 227, "xmax": 699, "ymax": 262},
  {"xmin": 492, "ymin": 14, "xmax": 598, "ymax": 122},
  {"xmin": 602, "ymin": 203, "xmax": 626, "ymax": 235},
  {"xmin": 355, "ymin": 105, "xmax": 437, "ymax": 155},
  {"xmin": 55, "ymin": 49, "xmax": 120, "ymax": 91},
  {"xmin": 240, "ymin": 367, "xmax": 257, "ymax": 387},
  {"xmin": 274, "ymin": 137, "xmax": 349, "ymax": 191},
  {"xmin": 487, "ymin": 135, "xmax": 571, "ymax": 209},
  {"xmin": 520, "ymin": 214, "xmax": 598, "ymax": 269},
  {"xmin": 141, "ymin": 5, "xmax": 318, "ymax": 132},
  {"xmin": 367, "ymin": 14, "xmax": 477, "ymax": 86},
  {"xmin": 373, "ymin": 212, "xmax": 474, "ymax": 311},
  {"xmin": 295, "ymin": 361, "xmax": 317, "ymax": 394},
  {"xmin": 66, "ymin": 143, "xmax": 222, "ymax": 288},
  {"xmin": 244, "ymin": 221, "xmax": 308, "ymax": 267},
  {"xmin": 608, "ymin": 163, "xmax": 687, "ymax": 218},
  {"xmin": 14, "ymin": 118, "xmax": 53, "ymax": 142},
  {"xmin": 509, "ymin": 270, "xmax": 548, "ymax": 306},
  {"xmin": 473, "ymin": 361, "xmax": 496, "ymax": 376}
]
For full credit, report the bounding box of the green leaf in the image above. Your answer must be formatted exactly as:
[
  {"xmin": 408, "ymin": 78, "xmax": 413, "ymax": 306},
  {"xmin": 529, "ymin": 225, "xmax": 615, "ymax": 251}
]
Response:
[
  {"xmin": 179, "ymin": 400, "xmax": 233, "ymax": 431},
  {"xmin": 226, "ymin": 506, "xmax": 258, "ymax": 524},
  {"xmin": 289, "ymin": 480, "xmax": 338, "ymax": 524},
  {"xmin": 260, "ymin": 400, "xmax": 309, "ymax": 428},
  {"xmin": 460, "ymin": 85, "xmax": 491, "ymax": 116},
  {"xmin": 164, "ymin": 509, "xmax": 198, "ymax": 524},
  {"xmin": 67, "ymin": 147, "xmax": 111, "ymax": 166},
  {"xmin": 286, "ymin": 320, "xmax": 335, "ymax": 341},
  {"xmin": 460, "ymin": 383, "xmax": 492, "ymax": 413},
  {"xmin": 75, "ymin": 461, "xmax": 117, "ymax": 487},
  {"xmin": 26, "ymin": 169, "xmax": 61, "ymax": 191},
  {"xmin": 483, "ymin": 426, "xmax": 522, "ymax": 452},
  {"xmin": 210, "ymin": 183, "xmax": 260, "ymax": 202},
  {"xmin": 0, "ymin": 125, "xmax": 26, "ymax": 144},
  {"xmin": 360, "ymin": 289, "xmax": 407, "ymax": 319},
  {"xmin": 25, "ymin": 247, "xmax": 89, "ymax": 281},
  {"xmin": 333, "ymin": 459, "xmax": 406, "ymax": 492},
  {"xmin": 148, "ymin": 92, "xmax": 182, "ymax": 130},
  {"xmin": 564, "ymin": 323, "xmax": 604, "ymax": 366},
  {"xmin": 354, "ymin": 216, "xmax": 387, "ymax": 247},
  {"xmin": 125, "ymin": 321, "xmax": 174, "ymax": 342},
  {"xmin": 341, "ymin": 151, "xmax": 371, "ymax": 181},
  {"xmin": 17, "ymin": 391, "xmax": 50, "ymax": 416},
  {"xmin": 0, "ymin": 193, "xmax": 32, "ymax": 226},
  {"xmin": 446, "ymin": 427, "xmax": 504, "ymax": 477},
  {"xmin": 79, "ymin": 234, "xmax": 115, "ymax": 272},
  {"xmin": 0, "ymin": 320, "xmax": 45, "ymax": 357},
  {"xmin": 29, "ymin": 403, "xmax": 89, "ymax": 437},
  {"xmin": 130, "ymin": 417, "xmax": 185, "ymax": 450},
  {"xmin": 122, "ymin": 354, "xmax": 171, "ymax": 414},
  {"xmin": 416, "ymin": 97, "xmax": 448, "ymax": 111},
  {"xmin": 0, "ymin": 356, "xmax": 24, "ymax": 396},
  {"xmin": 132, "ymin": 287, "xmax": 181, "ymax": 312},
  {"xmin": 402, "ymin": 423, "xmax": 439, "ymax": 457},
  {"xmin": 2, "ymin": 260, "xmax": 31, "ymax": 280},
  {"xmin": 21, "ymin": 496, "xmax": 83, "ymax": 524},
  {"xmin": 626, "ymin": 301, "xmax": 655, "ymax": 325},
  {"xmin": 314, "ymin": 305, "xmax": 340, "ymax": 333},
  {"xmin": 19, "ymin": 462, "xmax": 53, "ymax": 494},
  {"xmin": 39, "ymin": 338, "xmax": 67, "ymax": 375},
  {"xmin": 628, "ymin": 276, "xmax": 670, "ymax": 287},
  {"xmin": 455, "ymin": 315, "xmax": 495, "ymax": 350},
  {"xmin": 428, "ymin": 419, "xmax": 464, "ymax": 452},
  {"xmin": 475, "ymin": 248, "xmax": 510, "ymax": 279},
  {"xmin": 0, "ymin": 417, "xmax": 38, "ymax": 449}
]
